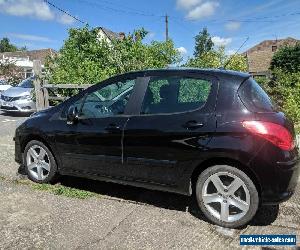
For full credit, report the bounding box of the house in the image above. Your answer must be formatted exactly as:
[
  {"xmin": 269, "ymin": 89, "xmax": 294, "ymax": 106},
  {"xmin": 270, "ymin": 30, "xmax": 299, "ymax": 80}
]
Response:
[
  {"xmin": 0, "ymin": 27, "xmax": 123, "ymax": 80},
  {"xmin": 0, "ymin": 48, "xmax": 56, "ymax": 78},
  {"xmin": 95, "ymin": 27, "xmax": 125, "ymax": 43},
  {"xmin": 244, "ymin": 37, "xmax": 299, "ymax": 76}
]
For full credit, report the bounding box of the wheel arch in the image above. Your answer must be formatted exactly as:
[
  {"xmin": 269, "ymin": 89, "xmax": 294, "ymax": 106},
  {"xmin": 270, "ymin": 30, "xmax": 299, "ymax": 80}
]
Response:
[{"xmin": 190, "ymin": 157, "xmax": 262, "ymax": 198}]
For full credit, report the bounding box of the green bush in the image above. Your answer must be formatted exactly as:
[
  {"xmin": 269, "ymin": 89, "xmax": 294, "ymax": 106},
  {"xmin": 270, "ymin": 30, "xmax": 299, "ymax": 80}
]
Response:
[
  {"xmin": 260, "ymin": 69, "xmax": 300, "ymax": 132},
  {"xmin": 270, "ymin": 43, "xmax": 300, "ymax": 72}
]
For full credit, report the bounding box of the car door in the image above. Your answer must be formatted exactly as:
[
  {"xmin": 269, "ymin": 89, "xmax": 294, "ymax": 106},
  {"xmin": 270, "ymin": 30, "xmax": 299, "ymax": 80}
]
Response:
[
  {"xmin": 123, "ymin": 71, "xmax": 219, "ymax": 186},
  {"xmin": 54, "ymin": 73, "xmax": 144, "ymax": 177}
]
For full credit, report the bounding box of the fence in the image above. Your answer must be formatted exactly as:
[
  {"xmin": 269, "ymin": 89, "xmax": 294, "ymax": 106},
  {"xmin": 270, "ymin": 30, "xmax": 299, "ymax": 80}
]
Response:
[{"xmin": 33, "ymin": 60, "xmax": 92, "ymax": 111}]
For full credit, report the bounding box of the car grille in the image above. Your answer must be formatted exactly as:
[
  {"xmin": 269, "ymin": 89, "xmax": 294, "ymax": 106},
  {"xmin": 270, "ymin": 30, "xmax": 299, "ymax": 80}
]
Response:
[
  {"xmin": 0, "ymin": 105, "xmax": 18, "ymax": 111},
  {"xmin": 0, "ymin": 95, "xmax": 21, "ymax": 102}
]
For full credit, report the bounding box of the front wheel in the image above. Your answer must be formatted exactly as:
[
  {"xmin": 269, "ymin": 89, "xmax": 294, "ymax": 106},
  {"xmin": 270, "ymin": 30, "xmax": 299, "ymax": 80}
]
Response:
[
  {"xmin": 196, "ymin": 165, "xmax": 259, "ymax": 228},
  {"xmin": 24, "ymin": 140, "xmax": 58, "ymax": 183}
]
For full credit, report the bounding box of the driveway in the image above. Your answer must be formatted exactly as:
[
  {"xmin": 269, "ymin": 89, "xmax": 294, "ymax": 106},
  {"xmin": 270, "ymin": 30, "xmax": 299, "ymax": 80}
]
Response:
[
  {"xmin": 0, "ymin": 111, "xmax": 299, "ymax": 249},
  {"xmin": 0, "ymin": 111, "xmax": 26, "ymax": 179}
]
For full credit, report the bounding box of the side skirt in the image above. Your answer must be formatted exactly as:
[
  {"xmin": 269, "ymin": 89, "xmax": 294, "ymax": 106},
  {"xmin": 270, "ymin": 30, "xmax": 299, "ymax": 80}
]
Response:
[{"xmin": 59, "ymin": 169, "xmax": 191, "ymax": 196}]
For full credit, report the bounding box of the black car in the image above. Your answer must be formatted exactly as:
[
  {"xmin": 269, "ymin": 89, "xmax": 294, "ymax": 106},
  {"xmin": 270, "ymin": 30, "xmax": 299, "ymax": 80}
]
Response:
[{"xmin": 14, "ymin": 68, "xmax": 299, "ymax": 228}]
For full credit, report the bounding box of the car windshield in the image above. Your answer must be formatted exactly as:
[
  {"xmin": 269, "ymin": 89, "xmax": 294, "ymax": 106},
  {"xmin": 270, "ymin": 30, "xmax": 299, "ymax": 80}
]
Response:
[{"xmin": 18, "ymin": 78, "xmax": 34, "ymax": 88}]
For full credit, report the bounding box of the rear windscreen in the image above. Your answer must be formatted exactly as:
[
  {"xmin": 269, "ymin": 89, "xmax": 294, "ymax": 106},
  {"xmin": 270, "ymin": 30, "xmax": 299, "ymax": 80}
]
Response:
[{"xmin": 238, "ymin": 78, "xmax": 276, "ymax": 112}]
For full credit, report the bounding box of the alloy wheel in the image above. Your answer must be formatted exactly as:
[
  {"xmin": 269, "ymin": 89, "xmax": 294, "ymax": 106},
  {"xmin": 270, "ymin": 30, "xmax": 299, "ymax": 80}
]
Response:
[
  {"xmin": 26, "ymin": 145, "xmax": 51, "ymax": 181},
  {"xmin": 201, "ymin": 172, "xmax": 250, "ymax": 223}
]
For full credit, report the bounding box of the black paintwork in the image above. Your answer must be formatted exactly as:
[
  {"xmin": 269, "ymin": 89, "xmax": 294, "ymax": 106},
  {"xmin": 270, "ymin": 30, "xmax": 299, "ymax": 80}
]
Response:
[{"xmin": 14, "ymin": 68, "xmax": 300, "ymax": 204}]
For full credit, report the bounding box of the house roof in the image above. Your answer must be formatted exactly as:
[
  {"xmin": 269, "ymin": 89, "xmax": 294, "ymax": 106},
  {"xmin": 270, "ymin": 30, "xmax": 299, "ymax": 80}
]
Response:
[
  {"xmin": 244, "ymin": 37, "xmax": 300, "ymax": 73},
  {"xmin": 96, "ymin": 27, "xmax": 124, "ymax": 41},
  {"xmin": 244, "ymin": 37, "xmax": 299, "ymax": 54},
  {"xmin": 0, "ymin": 48, "xmax": 56, "ymax": 65}
]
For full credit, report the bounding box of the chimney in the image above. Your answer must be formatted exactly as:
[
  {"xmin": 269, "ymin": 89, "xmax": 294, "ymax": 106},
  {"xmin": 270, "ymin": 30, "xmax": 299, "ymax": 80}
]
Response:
[{"xmin": 119, "ymin": 32, "xmax": 125, "ymax": 40}]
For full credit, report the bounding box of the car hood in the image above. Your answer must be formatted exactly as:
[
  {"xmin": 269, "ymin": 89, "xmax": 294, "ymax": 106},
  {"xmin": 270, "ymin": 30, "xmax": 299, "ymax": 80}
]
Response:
[
  {"xmin": 1, "ymin": 87, "xmax": 33, "ymax": 97},
  {"xmin": 0, "ymin": 85, "xmax": 11, "ymax": 91}
]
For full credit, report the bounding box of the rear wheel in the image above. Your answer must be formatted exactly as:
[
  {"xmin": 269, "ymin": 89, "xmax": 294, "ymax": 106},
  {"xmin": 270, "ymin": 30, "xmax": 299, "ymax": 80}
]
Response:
[
  {"xmin": 196, "ymin": 165, "xmax": 259, "ymax": 228},
  {"xmin": 24, "ymin": 140, "xmax": 58, "ymax": 183}
]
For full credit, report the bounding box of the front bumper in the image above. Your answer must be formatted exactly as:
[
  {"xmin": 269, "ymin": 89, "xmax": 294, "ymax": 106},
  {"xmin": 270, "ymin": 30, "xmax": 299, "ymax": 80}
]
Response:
[
  {"xmin": 0, "ymin": 99, "xmax": 36, "ymax": 113},
  {"xmin": 14, "ymin": 134, "xmax": 23, "ymax": 164}
]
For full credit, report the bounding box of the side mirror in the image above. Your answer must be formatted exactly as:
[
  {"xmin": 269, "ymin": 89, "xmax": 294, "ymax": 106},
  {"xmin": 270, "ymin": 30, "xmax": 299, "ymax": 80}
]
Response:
[{"xmin": 67, "ymin": 106, "xmax": 79, "ymax": 125}]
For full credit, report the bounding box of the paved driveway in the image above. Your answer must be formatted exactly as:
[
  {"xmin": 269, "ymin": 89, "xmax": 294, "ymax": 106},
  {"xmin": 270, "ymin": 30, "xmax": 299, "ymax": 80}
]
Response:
[
  {"xmin": 0, "ymin": 111, "xmax": 27, "ymax": 178},
  {"xmin": 0, "ymin": 111, "xmax": 299, "ymax": 249}
]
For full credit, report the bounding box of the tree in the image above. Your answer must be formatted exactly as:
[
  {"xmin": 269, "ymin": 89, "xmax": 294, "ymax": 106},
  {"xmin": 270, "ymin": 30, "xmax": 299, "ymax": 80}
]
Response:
[
  {"xmin": 0, "ymin": 38, "xmax": 18, "ymax": 52},
  {"xmin": 46, "ymin": 26, "xmax": 181, "ymax": 84},
  {"xmin": 186, "ymin": 46, "xmax": 248, "ymax": 72},
  {"xmin": 193, "ymin": 28, "xmax": 214, "ymax": 58},
  {"xmin": 270, "ymin": 43, "xmax": 300, "ymax": 72}
]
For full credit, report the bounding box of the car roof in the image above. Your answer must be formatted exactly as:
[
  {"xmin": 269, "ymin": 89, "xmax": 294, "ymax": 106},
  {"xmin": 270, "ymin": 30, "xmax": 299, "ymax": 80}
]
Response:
[{"xmin": 125, "ymin": 67, "xmax": 250, "ymax": 80}]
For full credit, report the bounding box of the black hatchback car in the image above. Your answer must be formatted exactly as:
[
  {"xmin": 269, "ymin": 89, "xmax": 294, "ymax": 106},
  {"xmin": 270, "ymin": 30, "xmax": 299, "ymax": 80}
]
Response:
[{"xmin": 14, "ymin": 68, "xmax": 299, "ymax": 228}]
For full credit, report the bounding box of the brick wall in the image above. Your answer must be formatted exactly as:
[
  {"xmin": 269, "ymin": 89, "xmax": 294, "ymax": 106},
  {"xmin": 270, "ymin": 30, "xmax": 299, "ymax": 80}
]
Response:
[{"xmin": 244, "ymin": 37, "xmax": 299, "ymax": 74}]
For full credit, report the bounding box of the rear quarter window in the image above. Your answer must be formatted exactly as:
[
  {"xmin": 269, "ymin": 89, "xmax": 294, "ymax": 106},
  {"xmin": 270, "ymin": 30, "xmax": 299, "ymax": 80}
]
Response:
[{"xmin": 238, "ymin": 78, "xmax": 276, "ymax": 112}]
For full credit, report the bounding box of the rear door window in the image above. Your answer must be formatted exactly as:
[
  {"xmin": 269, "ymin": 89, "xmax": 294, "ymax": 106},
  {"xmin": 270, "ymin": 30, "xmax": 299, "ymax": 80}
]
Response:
[
  {"xmin": 238, "ymin": 78, "xmax": 276, "ymax": 112},
  {"xmin": 141, "ymin": 76, "xmax": 212, "ymax": 114}
]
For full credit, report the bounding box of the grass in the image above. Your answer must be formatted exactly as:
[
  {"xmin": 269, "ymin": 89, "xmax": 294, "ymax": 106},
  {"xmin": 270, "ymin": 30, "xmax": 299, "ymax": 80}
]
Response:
[
  {"xmin": 32, "ymin": 183, "xmax": 96, "ymax": 199},
  {"xmin": 0, "ymin": 175, "xmax": 96, "ymax": 200}
]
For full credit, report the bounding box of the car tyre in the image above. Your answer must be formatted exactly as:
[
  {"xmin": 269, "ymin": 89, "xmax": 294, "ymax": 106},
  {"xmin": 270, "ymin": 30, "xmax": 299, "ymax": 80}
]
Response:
[
  {"xmin": 196, "ymin": 165, "xmax": 259, "ymax": 228},
  {"xmin": 24, "ymin": 140, "xmax": 58, "ymax": 183}
]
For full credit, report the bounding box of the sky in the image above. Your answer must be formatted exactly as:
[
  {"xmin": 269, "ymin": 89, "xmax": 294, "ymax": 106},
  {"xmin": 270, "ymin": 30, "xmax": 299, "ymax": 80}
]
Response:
[{"xmin": 0, "ymin": 0, "xmax": 300, "ymax": 62}]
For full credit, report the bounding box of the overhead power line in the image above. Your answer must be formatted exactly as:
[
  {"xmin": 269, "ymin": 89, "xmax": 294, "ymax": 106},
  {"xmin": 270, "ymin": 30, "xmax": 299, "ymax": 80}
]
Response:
[{"xmin": 44, "ymin": 0, "xmax": 87, "ymax": 24}]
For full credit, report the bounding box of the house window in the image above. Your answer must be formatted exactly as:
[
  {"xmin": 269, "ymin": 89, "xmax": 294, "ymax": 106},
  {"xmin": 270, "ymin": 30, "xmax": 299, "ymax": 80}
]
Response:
[
  {"xmin": 25, "ymin": 69, "xmax": 33, "ymax": 78},
  {"xmin": 272, "ymin": 45, "xmax": 277, "ymax": 52}
]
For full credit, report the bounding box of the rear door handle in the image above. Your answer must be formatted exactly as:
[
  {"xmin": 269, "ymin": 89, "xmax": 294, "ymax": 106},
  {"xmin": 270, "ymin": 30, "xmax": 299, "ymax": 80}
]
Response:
[
  {"xmin": 105, "ymin": 124, "xmax": 121, "ymax": 132},
  {"xmin": 183, "ymin": 120, "xmax": 204, "ymax": 130}
]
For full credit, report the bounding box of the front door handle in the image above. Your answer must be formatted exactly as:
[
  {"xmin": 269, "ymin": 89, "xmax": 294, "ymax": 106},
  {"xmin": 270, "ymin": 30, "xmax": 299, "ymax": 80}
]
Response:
[
  {"xmin": 183, "ymin": 120, "xmax": 204, "ymax": 130},
  {"xmin": 105, "ymin": 124, "xmax": 121, "ymax": 132}
]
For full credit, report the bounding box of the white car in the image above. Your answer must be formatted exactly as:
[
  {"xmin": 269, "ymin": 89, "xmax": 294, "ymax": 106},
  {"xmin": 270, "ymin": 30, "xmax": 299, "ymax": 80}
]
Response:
[
  {"xmin": 0, "ymin": 77, "xmax": 36, "ymax": 113},
  {"xmin": 0, "ymin": 80, "xmax": 12, "ymax": 93}
]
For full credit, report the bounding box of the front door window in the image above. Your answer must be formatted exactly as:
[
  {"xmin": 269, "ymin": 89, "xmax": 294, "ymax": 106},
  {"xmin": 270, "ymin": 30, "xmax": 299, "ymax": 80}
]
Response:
[{"xmin": 71, "ymin": 79, "xmax": 135, "ymax": 119}]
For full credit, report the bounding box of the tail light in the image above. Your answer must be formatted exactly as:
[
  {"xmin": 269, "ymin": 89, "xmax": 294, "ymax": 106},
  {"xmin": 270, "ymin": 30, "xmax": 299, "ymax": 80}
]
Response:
[{"xmin": 242, "ymin": 121, "xmax": 295, "ymax": 151}]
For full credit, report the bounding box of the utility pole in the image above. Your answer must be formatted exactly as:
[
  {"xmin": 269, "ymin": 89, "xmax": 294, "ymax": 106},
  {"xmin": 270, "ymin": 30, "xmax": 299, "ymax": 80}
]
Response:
[{"xmin": 165, "ymin": 14, "xmax": 169, "ymax": 42}]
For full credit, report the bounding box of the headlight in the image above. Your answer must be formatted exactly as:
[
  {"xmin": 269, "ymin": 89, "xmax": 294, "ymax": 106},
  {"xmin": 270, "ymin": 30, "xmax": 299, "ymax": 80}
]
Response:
[{"xmin": 20, "ymin": 95, "xmax": 31, "ymax": 100}]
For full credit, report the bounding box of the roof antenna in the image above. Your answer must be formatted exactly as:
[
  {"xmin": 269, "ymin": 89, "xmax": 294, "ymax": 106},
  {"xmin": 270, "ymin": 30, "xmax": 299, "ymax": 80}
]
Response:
[{"xmin": 222, "ymin": 36, "xmax": 249, "ymax": 69}]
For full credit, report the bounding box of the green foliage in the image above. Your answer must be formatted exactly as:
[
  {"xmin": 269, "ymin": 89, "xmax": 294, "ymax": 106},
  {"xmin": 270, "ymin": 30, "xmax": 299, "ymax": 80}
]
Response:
[
  {"xmin": 272, "ymin": 69, "xmax": 300, "ymax": 122},
  {"xmin": 254, "ymin": 76, "xmax": 268, "ymax": 86},
  {"xmin": 186, "ymin": 47, "xmax": 248, "ymax": 72},
  {"xmin": 259, "ymin": 69, "xmax": 300, "ymax": 130},
  {"xmin": 270, "ymin": 43, "xmax": 300, "ymax": 72},
  {"xmin": 179, "ymin": 79, "xmax": 211, "ymax": 103},
  {"xmin": 32, "ymin": 183, "xmax": 96, "ymax": 199},
  {"xmin": 225, "ymin": 54, "xmax": 248, "ymax": 72},
  {"xmin": 187, "ymin": 28, "xmax": 247, "ymax": 71},
  {"xmin": 46, "ymin": 26, "xmax": 181, "ymax": 85},
  {"xmin": 267, "ymin": 43, "xmax": 300, "ymax": 130},
  {"xmin": 194, "ymin": 28, "xmax": 214, "ymax": 58},
  {"xmin": 147, "ymin": 77, "xmax": 211, "ymax": 106},
  {"xmin": 0, "ymin": 38, "xmax": 18, "ymax": 52},
  {"xmin": 187, "ymin": 50, "xmax": 221, "ymax": 68}
]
